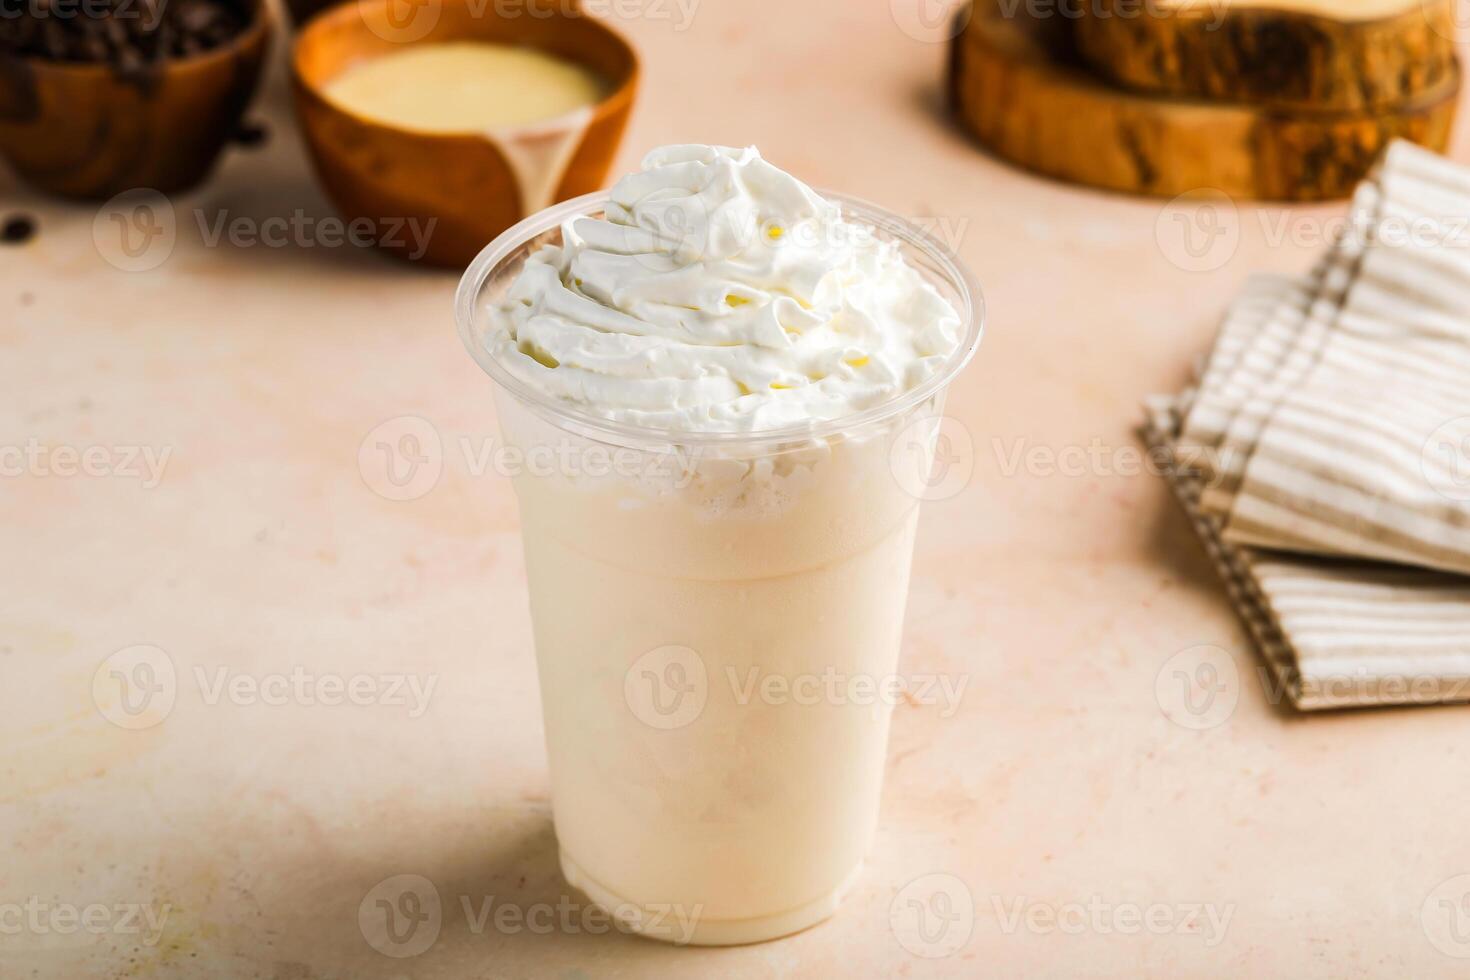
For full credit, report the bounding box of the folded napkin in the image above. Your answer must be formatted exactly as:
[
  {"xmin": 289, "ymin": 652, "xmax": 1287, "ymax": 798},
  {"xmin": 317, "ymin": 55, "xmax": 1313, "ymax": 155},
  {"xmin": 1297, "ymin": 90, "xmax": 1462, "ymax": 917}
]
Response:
[
  {"xmin": 1148, "ymin": 141, "xmax": 1470, "ymax": 711},
  {"xmin": 1148, "ymin": 387, "xmax": 1470, "ymax": 710},
  {"xmin": 1177, "ymin": 141, "xmax": 1470, "ymax": 577}
]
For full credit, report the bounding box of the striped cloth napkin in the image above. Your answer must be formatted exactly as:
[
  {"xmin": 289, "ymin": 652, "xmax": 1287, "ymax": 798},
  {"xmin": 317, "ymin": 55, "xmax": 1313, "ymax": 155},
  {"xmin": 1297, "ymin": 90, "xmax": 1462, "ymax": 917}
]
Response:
[{"xmin": 1147, "ymin": 141, "xmax": 1470, "ymax": 710}]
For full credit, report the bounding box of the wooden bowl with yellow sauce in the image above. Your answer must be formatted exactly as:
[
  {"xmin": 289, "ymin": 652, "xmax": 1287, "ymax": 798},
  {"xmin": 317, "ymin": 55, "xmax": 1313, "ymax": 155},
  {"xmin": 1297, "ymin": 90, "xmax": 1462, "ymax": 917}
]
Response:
[{"xmin": 291, "ymin": 0, "xmax": 638, "ymax": 267}]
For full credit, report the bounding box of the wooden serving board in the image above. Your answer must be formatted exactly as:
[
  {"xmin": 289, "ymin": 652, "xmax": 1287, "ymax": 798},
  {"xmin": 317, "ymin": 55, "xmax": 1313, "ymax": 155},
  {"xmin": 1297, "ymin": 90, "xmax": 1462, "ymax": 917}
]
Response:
[
  {"xmin": 947, "ymin": 0, "xmax": 1459, "ymax": 201},
  {"xmin": 1073, "ymin": 0, "xmax": 1459, "ymax": 111}
]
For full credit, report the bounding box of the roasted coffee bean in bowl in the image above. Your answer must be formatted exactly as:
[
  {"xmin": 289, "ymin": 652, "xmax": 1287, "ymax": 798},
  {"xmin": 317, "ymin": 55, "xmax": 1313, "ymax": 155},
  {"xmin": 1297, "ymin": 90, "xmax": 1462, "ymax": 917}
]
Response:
[{"xmin": 0, "ymin": 0, "xmax": 272, "ymax": 198}]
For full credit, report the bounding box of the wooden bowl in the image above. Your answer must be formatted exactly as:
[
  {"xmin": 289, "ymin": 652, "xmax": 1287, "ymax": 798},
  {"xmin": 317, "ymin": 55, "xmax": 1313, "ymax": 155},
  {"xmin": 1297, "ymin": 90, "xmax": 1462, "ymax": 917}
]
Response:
[
  {"xmin": 291, "ymin": 0, "xmax": 639, "ymax": 268},
  {"xmin": 0, "ymin": 0, "xmax": 272, "ymax": 199}
]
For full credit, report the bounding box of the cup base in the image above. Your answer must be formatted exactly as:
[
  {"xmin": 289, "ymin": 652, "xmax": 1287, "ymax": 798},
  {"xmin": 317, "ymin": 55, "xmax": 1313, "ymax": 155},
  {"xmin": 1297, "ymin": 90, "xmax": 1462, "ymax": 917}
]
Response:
[{"xmin": 559, "ymin": 849, "xmax": 865, "ymax": 946}]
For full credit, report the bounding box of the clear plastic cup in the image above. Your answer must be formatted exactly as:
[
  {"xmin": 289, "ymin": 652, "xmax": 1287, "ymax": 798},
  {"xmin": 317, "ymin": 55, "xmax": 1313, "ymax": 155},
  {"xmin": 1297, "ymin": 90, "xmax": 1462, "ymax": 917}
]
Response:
[{"xmin": 455, "ymin": 192, "xmax": 983, "ymax": 945}]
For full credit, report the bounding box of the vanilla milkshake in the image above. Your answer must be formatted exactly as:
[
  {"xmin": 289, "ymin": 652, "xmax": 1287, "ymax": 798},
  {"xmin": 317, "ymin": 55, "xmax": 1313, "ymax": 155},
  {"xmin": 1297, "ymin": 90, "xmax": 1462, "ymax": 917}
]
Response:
[{"xmin": 456, "ymin": 145, "xmax": 981, "ymax": 944}]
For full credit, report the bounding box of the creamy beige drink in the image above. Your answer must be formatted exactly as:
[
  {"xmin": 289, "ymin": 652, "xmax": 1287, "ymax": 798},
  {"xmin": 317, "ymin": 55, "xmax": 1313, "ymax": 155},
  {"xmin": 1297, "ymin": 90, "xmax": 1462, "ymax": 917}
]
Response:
[
  {"xmin": 322, "ymin": 42, "xmax": 604, "ymax": 132},
  {"xmin": 459, "ymin": 145, "xmax": 980, "ymax": 944}
]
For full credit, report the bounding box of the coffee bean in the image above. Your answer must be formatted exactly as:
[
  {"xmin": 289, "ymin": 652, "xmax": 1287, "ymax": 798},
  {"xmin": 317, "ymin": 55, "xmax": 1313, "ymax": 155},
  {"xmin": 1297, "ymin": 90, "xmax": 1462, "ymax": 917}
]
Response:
[
  {"xmin": 0, "ymin": 0, "xmax": 251, "ymax": 63},
  {"xmin": 231, "ymin": 120, "xmax": 268, "ymax": 147},
  {"xmin": 2, "ymin": 214, "xmax": 37, "ymax": 245}
]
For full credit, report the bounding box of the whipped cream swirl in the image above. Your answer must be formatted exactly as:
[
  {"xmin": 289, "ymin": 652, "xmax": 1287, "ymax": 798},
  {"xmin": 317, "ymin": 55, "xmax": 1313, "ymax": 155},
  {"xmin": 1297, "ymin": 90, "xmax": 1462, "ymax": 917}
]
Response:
[{"xmin": 485, "ymin": 144, "xmax": 963, "ymax": 432}]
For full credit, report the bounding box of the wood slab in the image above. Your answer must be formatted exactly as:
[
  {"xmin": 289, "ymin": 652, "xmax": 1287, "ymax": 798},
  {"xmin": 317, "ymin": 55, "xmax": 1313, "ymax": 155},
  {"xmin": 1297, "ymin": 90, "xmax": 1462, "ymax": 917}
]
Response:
[
  {"xmin": 947, "ymin": 0, "xmax": 1460, "ymax": 201},
  {"xmin": 1073, "ymin": 0, "xmax": 1460, "ymax": 110}
]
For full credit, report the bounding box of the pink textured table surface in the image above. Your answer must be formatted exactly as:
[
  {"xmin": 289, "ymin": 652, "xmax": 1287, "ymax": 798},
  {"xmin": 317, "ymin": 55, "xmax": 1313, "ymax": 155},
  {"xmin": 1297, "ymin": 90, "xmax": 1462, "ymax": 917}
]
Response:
[{"xmin": 5, "ymin": 2, "xmax": 1470, "ymax": 976}]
